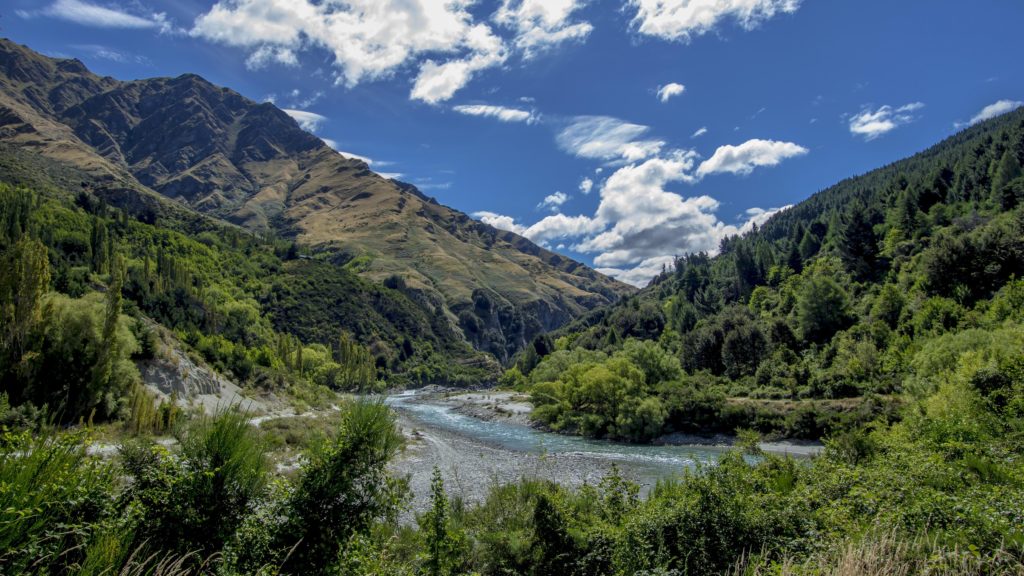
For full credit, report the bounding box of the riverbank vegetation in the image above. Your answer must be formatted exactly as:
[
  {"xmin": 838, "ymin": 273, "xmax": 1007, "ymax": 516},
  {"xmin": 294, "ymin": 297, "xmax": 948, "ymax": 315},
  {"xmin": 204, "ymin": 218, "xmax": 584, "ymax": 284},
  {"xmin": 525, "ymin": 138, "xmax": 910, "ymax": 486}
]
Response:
[{"xmin": 3, "ymin": 322, "xmax": 1023, "ymax": 575}]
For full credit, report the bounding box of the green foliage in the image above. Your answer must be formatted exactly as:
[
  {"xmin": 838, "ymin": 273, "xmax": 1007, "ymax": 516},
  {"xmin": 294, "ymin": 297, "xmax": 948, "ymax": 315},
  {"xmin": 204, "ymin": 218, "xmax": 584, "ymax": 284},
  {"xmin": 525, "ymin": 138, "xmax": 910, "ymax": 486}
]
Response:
[
  {"xmin": 0, "ymin": 430, "xmax": 118, "ymax": 575},
  {"xmin": 227, "ymin": 399, "xmax": 407, "ymax": 575},
  {"xmin": 120, "ymin": 409, "xmax": 269, "ymax": 556},
  {"xmin": 797, "ymin": 274, "xmax": 853, "ymax": 344},
  {"xmin": 419, "ymin": 467, "xmax": 468, "ymax": 576}
]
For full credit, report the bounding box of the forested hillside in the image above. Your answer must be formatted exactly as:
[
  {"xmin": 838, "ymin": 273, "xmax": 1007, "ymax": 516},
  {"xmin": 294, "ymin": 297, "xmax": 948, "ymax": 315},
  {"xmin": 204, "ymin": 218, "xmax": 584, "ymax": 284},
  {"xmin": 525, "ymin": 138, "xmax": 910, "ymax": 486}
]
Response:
[
  {"xmin": 0, "ymin": 170, "xmax": 508, "ymax": 429},
  {"xmin": 512, "ymin": 107, "xmax": 1024, "ymax": 442}
]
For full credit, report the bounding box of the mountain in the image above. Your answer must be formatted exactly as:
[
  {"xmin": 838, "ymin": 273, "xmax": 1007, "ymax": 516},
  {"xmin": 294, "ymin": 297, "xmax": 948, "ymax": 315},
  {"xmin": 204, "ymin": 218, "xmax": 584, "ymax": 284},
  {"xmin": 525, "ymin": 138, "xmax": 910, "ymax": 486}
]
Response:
[{"xmin": 0, "ymin": 38, "xmax": 633, "ymax": 363}]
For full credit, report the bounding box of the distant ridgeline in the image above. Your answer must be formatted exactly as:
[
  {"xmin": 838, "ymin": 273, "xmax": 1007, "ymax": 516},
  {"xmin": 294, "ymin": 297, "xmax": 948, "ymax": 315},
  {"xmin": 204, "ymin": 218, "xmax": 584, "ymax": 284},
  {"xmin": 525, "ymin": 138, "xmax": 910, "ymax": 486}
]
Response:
[
  {"xmin": 510, "ymin": 107, "xmax": 1024, "ymax": 442},
  {"xmin": 0, "ymin": 37, "xmax": 632, "ymax": 386}
]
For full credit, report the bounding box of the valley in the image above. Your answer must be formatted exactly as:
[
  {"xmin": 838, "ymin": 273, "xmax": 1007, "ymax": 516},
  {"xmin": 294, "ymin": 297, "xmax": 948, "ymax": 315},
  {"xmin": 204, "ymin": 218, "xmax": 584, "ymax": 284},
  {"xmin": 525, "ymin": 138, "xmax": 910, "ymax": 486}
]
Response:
[{"xmin": 2, "ymin": 5, "xmax": 1024, "ymax": 573}]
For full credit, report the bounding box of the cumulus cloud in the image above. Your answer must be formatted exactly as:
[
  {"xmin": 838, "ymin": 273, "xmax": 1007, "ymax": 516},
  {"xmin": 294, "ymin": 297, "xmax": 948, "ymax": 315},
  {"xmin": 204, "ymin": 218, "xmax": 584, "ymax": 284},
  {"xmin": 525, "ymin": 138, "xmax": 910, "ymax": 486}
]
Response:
[
  {"xmin": 20, "ymin": 0, "xmax": 173, "ymax": 32},
  {"xmin": 848, "ymin": 102, "xmax": 924, "ymax": 141},
  {"xmin": 628, "ymin": 0, "xmax": 801, "ymax": 42},
  {"xmin": 192, "ymin": 0, "xmax": 592, "ymax": 104},
  {"xmin": 473, "ymin": 211, "xmax": 528, "ymax": 235},
  {"xmin": 282, "ymin": 109, "xmax": 327, "ymax": 132},
  {"xmin": 525, "ymin": 213, "xmax": 604, "ymax": 244},
  {"xmin": 957, "ymin": 99, "xmax": 1024, "ymax": 129},
  {"xmin": 538, "ymin": 191, "xmax": 570, "ymax": 212},
  {"xmin": 696, "ymin": 139, "xmax": 808, "ymax": 177},
  {"xmin": 452, "ymin": 104, "xmax": 537, "ymax": 123},
  {"xmin": 556, "ymin": 116, "xmax": 665, "ymax": 164},
  {"xmin": 410, "ymin": 24, "xmax": 508, "ymax": 104},
  {"xmin": 691, "ymin": 127, "xmax": 708, "ymax": 139},
  {"xmin": 475, "ymin": 148, "xmax": 798, "ymax": 286},
  {"xmin": 494, "ymin": 0, "xmax": 592, "ymax": 58},
  {"xmin": 193, "ymin": 0, "xmax": 509, "ymax": 104},
  {"xmin": 579, "ymin": 177, "xmax": 594, "ymax": 195},
  {"xmin": 656, "ymin": 82, "xmax": 686, "ymax": 103}
]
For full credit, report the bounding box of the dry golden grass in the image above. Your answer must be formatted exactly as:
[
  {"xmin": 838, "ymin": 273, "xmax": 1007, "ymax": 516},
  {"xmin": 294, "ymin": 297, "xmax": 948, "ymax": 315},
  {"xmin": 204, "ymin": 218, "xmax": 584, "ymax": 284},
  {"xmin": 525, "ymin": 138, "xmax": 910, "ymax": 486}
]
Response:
[{"xmin": 733, "ymin": 531, "xmax": 1024, "ymax": 576}]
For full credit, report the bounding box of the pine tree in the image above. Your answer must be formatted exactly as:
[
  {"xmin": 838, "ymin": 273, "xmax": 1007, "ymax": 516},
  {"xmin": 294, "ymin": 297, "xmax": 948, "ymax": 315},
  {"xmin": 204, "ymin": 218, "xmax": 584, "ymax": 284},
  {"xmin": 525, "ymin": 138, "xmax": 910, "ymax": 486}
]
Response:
[
  {"xmin": 786, "ymin": 241, "xmax": 803, "ymax": 273},
  {"xmin": 991, "ymin": 150, "xmax": 1022, "ymax": 200},
  {"xmin": 894, "ymin": 188, "xmax": 921, "ymax": 239},
  {"xmin": 798, "ymin": 228, "xmax": 821, "ymax": 261},
  {"xmin": 838, "ymin": 206, "xmax": 878, "ymax": 280}
]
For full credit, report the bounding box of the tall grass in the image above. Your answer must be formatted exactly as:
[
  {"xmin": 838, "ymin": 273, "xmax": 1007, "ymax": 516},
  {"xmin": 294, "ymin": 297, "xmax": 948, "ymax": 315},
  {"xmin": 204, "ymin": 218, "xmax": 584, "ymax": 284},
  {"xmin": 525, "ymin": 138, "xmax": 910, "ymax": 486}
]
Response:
[
  {"xmin": 0, "ymin": 429, "xmax": 116, "ymax": 574},
  {"xmin": 733, "ymin": 530, "xmax": 1024, "ymax": 575}
]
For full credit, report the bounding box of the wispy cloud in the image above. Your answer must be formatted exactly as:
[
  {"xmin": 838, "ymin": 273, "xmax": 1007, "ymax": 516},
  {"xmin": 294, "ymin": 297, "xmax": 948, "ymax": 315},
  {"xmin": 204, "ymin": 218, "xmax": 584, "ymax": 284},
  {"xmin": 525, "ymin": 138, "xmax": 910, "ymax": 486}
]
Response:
[
  {"xmin": 283, "ymin": 109, "xmax": 327, "ymax": 132},
  {"xmin": 556, "ymin": 116, "xmax": 665, "ymax": 164},
  {"xmin": 656, "ymin": 82, "xmax": 686, "ymax": 103},
  {"xmin": 848, "ymin": 102, "xmax": 924, "ymax": 141},
  {"xmin": 956, "ymin": 99, "xmax": 1023, "ymax": 129},
  {"xmin": 70, "ymin": 44, "xmax": 151, "ymax": 65},
  {"xmin": 20, "ymin": 0, "xmax": 173, "ymax": 32},
  {"xmin": 691, "ymin": 127, "xmax": 708, "ymax": 139},
  {"xmin": 452, "ymin": 104, "xmax": 538, "ymax": 124}
]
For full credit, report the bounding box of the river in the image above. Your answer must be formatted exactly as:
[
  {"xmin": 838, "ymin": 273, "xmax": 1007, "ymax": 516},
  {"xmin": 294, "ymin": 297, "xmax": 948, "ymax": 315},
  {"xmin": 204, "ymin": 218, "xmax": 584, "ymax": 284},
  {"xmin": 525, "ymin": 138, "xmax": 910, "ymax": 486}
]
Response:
[{"xmin": 386, "ymin": 391, "xmax": 816, "ymax": 515}]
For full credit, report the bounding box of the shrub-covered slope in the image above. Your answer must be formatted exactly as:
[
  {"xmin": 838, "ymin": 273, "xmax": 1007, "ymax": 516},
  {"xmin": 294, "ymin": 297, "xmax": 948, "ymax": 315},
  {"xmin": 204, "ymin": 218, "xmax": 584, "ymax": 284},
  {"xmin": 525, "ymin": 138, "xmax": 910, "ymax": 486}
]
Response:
[{"xmin": 515, "ymin": 107, "xmax": 1024, "ymax": 441}]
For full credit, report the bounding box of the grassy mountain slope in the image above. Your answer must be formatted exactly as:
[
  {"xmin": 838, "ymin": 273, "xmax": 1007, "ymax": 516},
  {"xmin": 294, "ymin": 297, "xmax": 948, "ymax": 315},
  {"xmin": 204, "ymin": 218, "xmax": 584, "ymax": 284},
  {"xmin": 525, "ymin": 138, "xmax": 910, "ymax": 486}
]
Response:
[{"xmin": 0, "ymin": 38, "xmax": 633, "ymax": 362}]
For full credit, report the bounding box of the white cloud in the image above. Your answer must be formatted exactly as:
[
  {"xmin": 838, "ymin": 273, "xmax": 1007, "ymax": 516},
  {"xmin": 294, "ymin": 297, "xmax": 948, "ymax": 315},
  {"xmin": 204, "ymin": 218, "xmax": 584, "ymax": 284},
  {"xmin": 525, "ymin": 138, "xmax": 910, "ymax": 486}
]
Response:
[
  {"xmin": 193, "ymin": 0, "xmax": 508, "ymax": 104},
  {"xmin": 282, "ymin": 109, "xmax": 327, "ymax": 132},
  {"xmin": 957, "ymin": 99, "xmax": 1024, "ymax": 129},
  {"xmin": 494, "ymin": 0, "xmax": 592, "ymax": 58},
  {"xmin": 691, "ymin": 126, "xmax": 708, "ymax": 138},
  {"xmin": 525, "ymin": 213, "xmax": 604, "ymax": 244},
  {"xmin": 474, "ymin": 211, "xmax": 528, "ymax": 235},
  {"xmin": 24, "ymin": 0, "xmax": 173, "ymax": 31},
  {"xmin": 848, "ymin": 102, "xmax": 924, "ymax": 141},
  {"xmin": 656, "ymin": 82, "xmax": 686, "ymax": 103},
  {"xmin": 628, "ymin": 0, "xmax": 801, "ymax": 42},
  {"xmin": 538, "ymin": 191, "xmax": 570, "ymax": 212},
  {"xmin": 477, "ymin": 150, "xmax": 799, "ymax": 286},
  {"xmin": 376, "ymin": 172, "xmax": 404, "ymax": 180},
  {"xmin": 246, "ymin": 45, "xmax": 298, "ymax": 70},
  {"xmin": 696, "ymin": 139, "xmax": 807, "ymax": 177},
  {"xmin": 452, "ymin": 104, "xmax": 537, "ymax": 123},
  {"xmin": 410, "ymin": 24, "xmax": 508, "ymax": 104},
  {"xmin": 740, "ymin": 205, "xmax": 789, "ymax": 232},
  {"xmin": 556, "ymin": 116, "xmax": 665, "ymax": 164},
  {"xmin": 579, "ymin": 177, "xmax": 594, "ymax": 195},
  {"xmin": 338, "ymin": 150, "xmax": 373, "ymax": 165},
  {"xmin": 70, "ymin": 44, "xmax": 151, "ymax": 65}
]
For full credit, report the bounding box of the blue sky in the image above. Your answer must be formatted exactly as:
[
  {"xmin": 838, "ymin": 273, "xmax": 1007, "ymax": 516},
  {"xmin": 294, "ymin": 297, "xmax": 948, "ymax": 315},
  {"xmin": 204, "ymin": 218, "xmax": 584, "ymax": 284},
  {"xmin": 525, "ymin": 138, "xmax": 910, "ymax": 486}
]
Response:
[{"xmin": 6, "ymin": 0, "xmax": 1024, "ymax": 285}]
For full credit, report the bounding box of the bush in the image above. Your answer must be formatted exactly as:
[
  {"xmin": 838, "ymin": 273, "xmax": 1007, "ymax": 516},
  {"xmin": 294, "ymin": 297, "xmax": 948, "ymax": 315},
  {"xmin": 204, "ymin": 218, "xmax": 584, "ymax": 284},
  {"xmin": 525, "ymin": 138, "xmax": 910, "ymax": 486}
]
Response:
[{"xmin": 120, "ymin": 408, "xmax": 269, "ymax": 556}]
